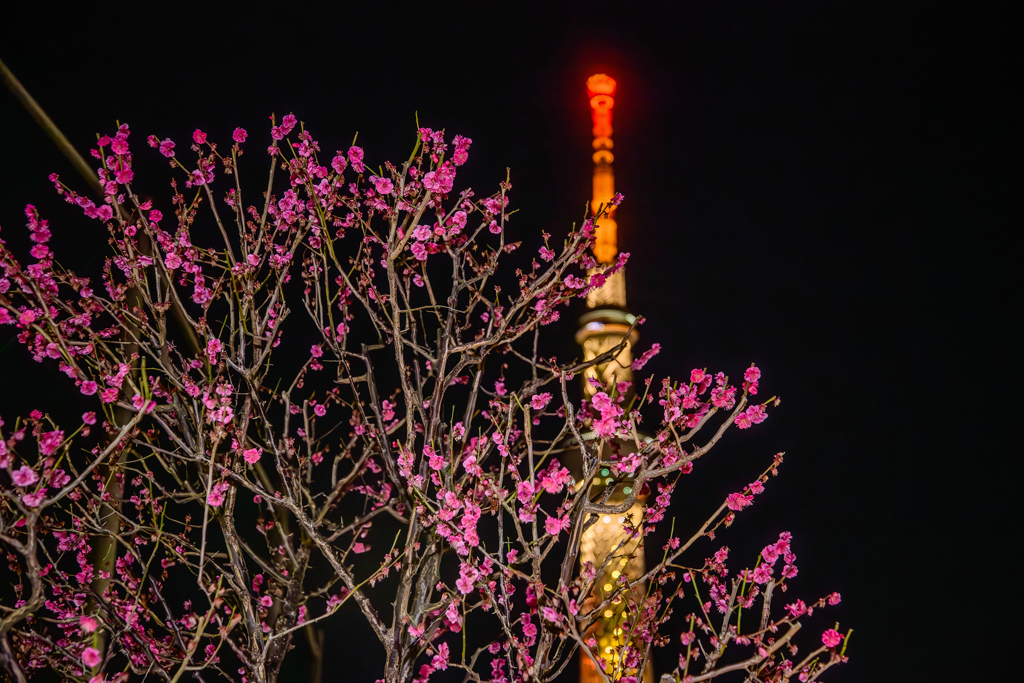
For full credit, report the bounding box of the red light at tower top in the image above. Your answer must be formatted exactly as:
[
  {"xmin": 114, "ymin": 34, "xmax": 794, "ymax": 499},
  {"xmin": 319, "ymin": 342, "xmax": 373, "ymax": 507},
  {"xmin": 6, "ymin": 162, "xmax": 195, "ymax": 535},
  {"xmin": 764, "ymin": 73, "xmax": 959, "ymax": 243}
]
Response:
[
  {"xmin": 586, "ymin": 73, "xmax": 617, "ymax": 98},
  {"xmin": 587, "ymin": 74, "xmax": 617, "ymax": 143}
]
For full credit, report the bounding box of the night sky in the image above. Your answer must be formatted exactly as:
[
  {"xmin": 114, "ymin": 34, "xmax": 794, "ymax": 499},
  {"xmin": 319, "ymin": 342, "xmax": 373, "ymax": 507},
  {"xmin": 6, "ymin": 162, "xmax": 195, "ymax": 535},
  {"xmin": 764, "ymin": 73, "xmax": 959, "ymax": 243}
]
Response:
[{"xmin": 0, "ymin": 1, "xmax": 1014, "ymax": 680}]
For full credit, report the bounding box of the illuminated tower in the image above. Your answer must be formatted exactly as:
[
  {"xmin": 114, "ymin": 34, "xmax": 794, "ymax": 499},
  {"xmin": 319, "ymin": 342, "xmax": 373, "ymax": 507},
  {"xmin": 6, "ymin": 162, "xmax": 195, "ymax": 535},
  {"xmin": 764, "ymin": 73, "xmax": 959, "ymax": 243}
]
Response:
[{"xmin": 576, "ymin": 74, "xmax": 652, "ymax": 683}]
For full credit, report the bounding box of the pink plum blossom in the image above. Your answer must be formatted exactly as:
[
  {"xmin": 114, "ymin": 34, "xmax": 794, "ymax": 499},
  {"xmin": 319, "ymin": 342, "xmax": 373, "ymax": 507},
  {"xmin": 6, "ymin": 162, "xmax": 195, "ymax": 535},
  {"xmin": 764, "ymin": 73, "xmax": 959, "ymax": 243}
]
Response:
[
  {"xmin": 541, "ymin": 606, "xmax": 562, "ymax": 624},
  {"xmin": 207, "ymin": 481, "xmax": 229, "ymax": 507},
  {"xmin": 632, "ymin": 343, "xmax": 661, "ymax": 370},
  {"xmin": 821, "ymin": 629, "xmax": 844, "ymax": 648},
  {"xmin": 370, "ymin": 176, "xmax": 394, "ymax": 195},
  {"xmin": 725, "ymin": 492, "xmax": 753, "ymax": 510},
  {"xmin": 131, "ymin": 395, "xmax": 155, "ymax": 413},
  {"xmin": 531, "ymin": 392, "xmax": 552, "ymax": 410},
  {"xmin": 523, "ymin": 620, "xmax": 537, "ymax": 639},
  {"xmin": 431, "ymin": 641, "xmax": 450, "ymax": 670},
  {"xmin": 746, "ymin": 404, "xmax": 767, "ymax": 424},
  {"xmin": 12, "ymin": 465, "xmax": 38, "ymax": 487},
  {"xmin": 564, "ymin": 274, "xmax": 586, "ymax": 289},
  {"xmin": 455, "ymin": 562, "xmax": 478, "ymax": 594},
  {"xmin": 82, "ymin": 647, "xmax": 101, "ymax": 668},
  {"xmin": 347, "ymin": 146, "xmax": 365, "ymax": 173},
  {"xmin": 544, "ymin": 515, "xmax": 569, "ymax": 536},
  {"xmin": 38, "ymin": 430, "xmax": 63, "ymax": 455},
  {"xmin": 426, "ymin": 447, "xmax": 445, "ymax": 470},
  {"xmin": 48, "ymin": 469, "xmax": 69, "ymax": 489},
  {"xmin": 517, "ymin": 480, "xmax": 535, "ymax": 504},
  {"xmin": 206, "ymin": 338, "xmax": 223, "ymax": 363},
  {"xmin": 785, "ymin": 599, "xmax": 807, "ymax": 618},
  {"xmin": 591, "ymin": 391, "xmax": 614, "ymax": 414},
  {"xmin": 451, "ymin": 135, "xmax": 471, "ymax": 165},
  {"xmin": 21, "ymin": 491, "xmax": 44, "ymax": 507},
  {"xmin": 751, "ymin": 564, "xmax": 773, "ymax": 584}
]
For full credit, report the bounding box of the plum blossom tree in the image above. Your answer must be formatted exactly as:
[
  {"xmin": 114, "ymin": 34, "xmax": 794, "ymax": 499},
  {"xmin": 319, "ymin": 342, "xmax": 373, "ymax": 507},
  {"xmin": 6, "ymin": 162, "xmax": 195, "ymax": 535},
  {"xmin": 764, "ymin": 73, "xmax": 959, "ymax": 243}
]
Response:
[{"xmin": 0, "ymin": 114, "xmax": 850, "ymax": 683}]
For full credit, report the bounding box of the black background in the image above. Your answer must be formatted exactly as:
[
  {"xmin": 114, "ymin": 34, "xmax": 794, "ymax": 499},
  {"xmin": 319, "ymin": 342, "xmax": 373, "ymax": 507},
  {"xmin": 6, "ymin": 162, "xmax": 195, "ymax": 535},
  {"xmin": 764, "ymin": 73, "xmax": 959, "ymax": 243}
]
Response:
[{"xmin": 0, "ymin": 1, "xmax": 1015, "ymax": 680}]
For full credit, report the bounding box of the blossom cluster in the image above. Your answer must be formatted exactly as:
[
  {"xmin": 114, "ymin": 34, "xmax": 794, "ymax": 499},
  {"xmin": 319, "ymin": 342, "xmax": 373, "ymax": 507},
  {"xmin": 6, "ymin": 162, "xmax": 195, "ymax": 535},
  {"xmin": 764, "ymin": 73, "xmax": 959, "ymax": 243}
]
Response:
[{"xmin": 0, "ymin": 114, "xmax": 846, "ymax": 683}]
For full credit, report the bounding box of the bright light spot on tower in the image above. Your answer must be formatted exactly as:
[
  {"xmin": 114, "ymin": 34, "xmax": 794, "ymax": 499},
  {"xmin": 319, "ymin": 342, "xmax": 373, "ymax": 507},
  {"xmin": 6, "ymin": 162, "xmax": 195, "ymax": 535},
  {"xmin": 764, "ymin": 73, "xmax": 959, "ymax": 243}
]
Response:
[{"xmin": 586, "ymin": 73, "xmax": 617, "ymax": 99}]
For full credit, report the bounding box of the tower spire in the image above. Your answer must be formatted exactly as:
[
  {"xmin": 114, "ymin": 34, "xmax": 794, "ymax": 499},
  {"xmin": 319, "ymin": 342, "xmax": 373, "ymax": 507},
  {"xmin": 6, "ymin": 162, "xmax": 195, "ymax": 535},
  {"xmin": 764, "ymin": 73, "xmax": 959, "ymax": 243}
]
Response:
[
  {"xmin": 577, "ymin": 73, "xmax": 637, "ymax": 398},
  {"xmin": 586, "ymin": 73, "xmax": 620, "ymax": 268}
]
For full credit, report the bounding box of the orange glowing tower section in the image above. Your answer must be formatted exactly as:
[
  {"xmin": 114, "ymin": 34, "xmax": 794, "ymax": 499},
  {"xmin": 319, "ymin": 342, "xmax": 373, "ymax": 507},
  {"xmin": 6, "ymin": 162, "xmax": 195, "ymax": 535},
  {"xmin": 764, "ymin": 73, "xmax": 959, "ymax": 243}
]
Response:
[
  {"xmin": 576, "ymin": 73, "xmax": 636, "ymax": 397},
  {"xmin": 585, "ymin": 74, "xmax": 627, "ymax": 309},
  {"xmin": 588, "ymin": 73, "xmax": 619, "ymax": 267}
]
